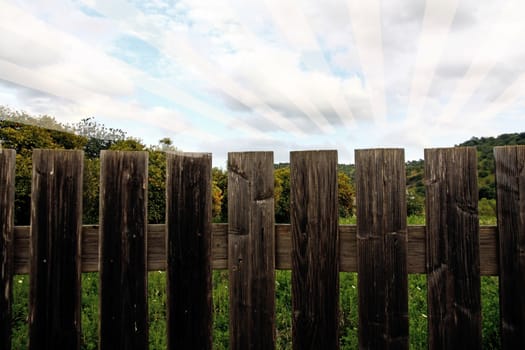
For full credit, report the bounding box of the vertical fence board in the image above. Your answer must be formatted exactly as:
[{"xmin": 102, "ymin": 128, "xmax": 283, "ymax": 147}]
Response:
[
  {"xmin": 29, "ymin": 150, "xmax": 83, "ymax": 350},
  {"xmin": 166, "ymin": 152, "xmax": 212, "ymax": 349},
  {"xmin": 228, "ymin": 152, "xmax": 275, "ymax": 350},
  {"xmin": 495, "ymin": 145, "xmax": 525, "ymax": 349},
  {"xmin": 99, "ymin": 151, "xmax": 148, "ymax": 350},
  {"xmin": 425, "ymin": 147, "xmax": 481, "ymax": 349},
  {"xmin": 290, "ymin": 150, "xmax": 339, "ymax": 350},
  {"xmin": 355, "ymin": 149, "xmax": 408, "ymax": 349},
  {"xmin": 0, "ymin": 149, "xmax": 15, "ymax": 350}
]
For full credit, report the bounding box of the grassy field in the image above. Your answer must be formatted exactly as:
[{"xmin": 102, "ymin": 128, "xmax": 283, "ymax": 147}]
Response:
[{"xmin": 11, "ymin": 216, "xmax": 500, "ymax": 349}]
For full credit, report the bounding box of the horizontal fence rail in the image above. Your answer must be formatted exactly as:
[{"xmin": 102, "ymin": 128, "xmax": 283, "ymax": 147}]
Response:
[
  {"xmin": 11, "ymin": 224, "xmax": 499, "ymax": 275},
  {"xmin": 1, "ymin": 146, "xmax": 524, "ymax": 350}
]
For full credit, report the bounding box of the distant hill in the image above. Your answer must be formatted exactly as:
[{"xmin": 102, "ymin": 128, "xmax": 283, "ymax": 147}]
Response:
[
  {"xmin": 458, "ymin": 132, "xmax": 525, "ymax": 199},
  {"xmin": 277, "ymin": 132, "xmax": 525, "ymax": 201},
  {"xmin": 404, "ymin": 132, "xmax": 525, "ymax": 196}
]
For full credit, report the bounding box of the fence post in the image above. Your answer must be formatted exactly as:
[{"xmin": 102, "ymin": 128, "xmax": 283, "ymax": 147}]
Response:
[
  {"xmin": 166, "ymin": 152, "xmax": 212, "ymax": 349},
  {"xmin": 99, "ymin": 151, "xmax": 148, "ymax": 350},
  {"xmin": 494, "ymin": 145, "xmax": 525, "ymax": 349},
  {"xmin": 425, "ymin": 147, "xmax": 481, "ymax": 349},
  {"xmin": 290, "ymin": 150, "xmax": 339, "ymax": 350},
  {"xmin": 0, "ymin": 149, "xmax": 15, "ymax": 350},
  {"xmin": 29, "ymin": 150, "xmax": 84, "ymax": 350},
  {"xmin": 355, "ymin": 149, "xmax": 408, "ymax": 348},
  {"xmin": 228, "ymin": 151, "xmax": 275, "ymax": 350}
]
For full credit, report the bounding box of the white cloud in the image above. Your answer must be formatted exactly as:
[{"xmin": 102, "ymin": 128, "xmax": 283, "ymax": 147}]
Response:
[{"xmin": 1, "ymin": 0, "xmax": 524, "ymax": 164}]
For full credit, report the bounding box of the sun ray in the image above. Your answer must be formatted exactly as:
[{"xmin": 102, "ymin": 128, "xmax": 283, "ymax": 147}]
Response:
[
  {"xmin": 477, "ymin": 74, "xmax": 525, "ymax": 123},
  {"xmin": 435, "ymin": 0, "xmax": 525, "ymax": 126},
  {"xmin": 0, "ymin": 2, "xmax": 271, "ymax": 141},
  {"xmin": 405, "ymin": 0, "xmax": 459, "ymax": 124},
  {"xmin": 261, "ymin": 0, "xmax": 356, "ymax": 130},
  {"xmin": 346, "ymin": 0, "xmax": 386, "ymax": 125},
  {"xmin": 89, "ymin": 0, "xmax": 311, "ymax": 136}
]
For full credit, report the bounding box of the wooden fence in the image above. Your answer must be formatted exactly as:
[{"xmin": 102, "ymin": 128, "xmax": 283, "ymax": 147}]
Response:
[{"xmin": 0, "ymin": 146, "xmax": 524, "ymax": 349}]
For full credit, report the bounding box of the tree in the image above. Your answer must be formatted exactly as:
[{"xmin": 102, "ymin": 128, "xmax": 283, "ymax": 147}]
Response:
[
  {"xmin": 72, "ymin": 117, "xmax": 126, "ymax": 158},
  {"xmin": 0, "ymin": 107, "xmax": 86, "ymax": 224},
  {"xmin": 212, "ymin": 167, "xmax": 228, "ymax": 222},
  {"xmin": 274, "ymin": 167, "xmax": 290, "ymax": 223},
  {"xmin": 338, "ymin": 171, "xmax": 354, "ymax": 218},
  {"xmin": 212, "ymin": 180, "xmax": 224, "ymax": 221}
]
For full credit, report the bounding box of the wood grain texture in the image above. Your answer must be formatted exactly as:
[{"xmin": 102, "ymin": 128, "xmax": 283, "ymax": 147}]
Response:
[
  {"xmin": 228, "ymin": 152, "xmax": 275, "ymax": 350},
  {"xmin": 494, "ymin": 145, "xmax": 525, "ymax": 349},
  {"xmin": 425, "ymin": 147, "xmax": 481, "ymax": 349},
  {"xmin": 99, "ymin": 151, "xmax": 148, "ymax": 350},
  {"xmin": 0, "ymin": 149, "xmax": 15, "ymax": 350},
  {"xmin": 12, "ymin": 224, "xmax": 499, "ymax": 274},
  {"xmin": 290, "ymin": 150, "xmax": 339, "ymax": 350},
  {"xmin": 29, "ymin": 150, "xmax": 83, "ymax": 350},
  {"xmin": 355, "ymin": 149, "xmax": 408, "ymax": 349},
  {"xmin": 166, "ymin": 152, "xmax": 212, "ymax": 349}
]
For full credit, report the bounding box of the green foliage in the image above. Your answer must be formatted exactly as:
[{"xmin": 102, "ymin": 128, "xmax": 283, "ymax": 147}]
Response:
[
  {"xmin": 72, "ymin": 117, "xmax": 126, "ymax": 158},
  {"xmin": 479, "ymin": 198, "xmax": 497, "ymax": 218},
  {"xmin": 339, "ymin": 272, "xmax": 358, "ymax": 349},
  {"xmin": 274, "ymin": 167, "xmax": 291, "ymax": 223},
  {"xmin": 275, "ymin": 271, "xmax": 292, "ymax": 349},
  {"xmin": 273, "ymin": 167, "xmax": 355, "ymax": 223},
  {"xmin": 338, "ymin": 172, "xmax": 354, "ymax": 218},
  {"xmin": 407, "ymin": 190, "xmax": 425, "ymax": 216},
  {"xmin": 147, "ymin": 150, "xmax": 167, "ymax": 224},
  {"xmin": 81, "ymin": 273, "xmax": 99, "ymax": 349},
  {"xmin": 12, "ymin": 275, "xmax": 29, "ymax": 350},
  {"xmin": 82, "ymin": 158, "xmax": 100, "ymax": 224},
  {"xmin": 213, "ymin": 270, "xmax": 230, "ymax": 349},
  {"xmin": 11, "ymin": 260, "xmax": 502, "ymax": 349},
  {"xmin": 459, "ymin": 133, "xmax": 525, "ymax": 200},
  {"xmin": 212, "ymin": 168, "xmax": 228, "ymax": 222},
  {"xmin": 148, "ymin": 272, "xmax": 167, "ymax": 349},
  {"xmin": 408, "ymin": 275, "xmax": 427, "ymax": 348},
  {"xmin": 481, "ymin": 276, "xmax": 500, "ymax": 349},
  {"xmin": 0, "ymin": 109, "xmax": 87, "ymax": 225}
]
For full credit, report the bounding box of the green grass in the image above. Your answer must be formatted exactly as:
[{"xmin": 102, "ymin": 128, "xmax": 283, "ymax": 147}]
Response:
[{"xmin": 9, "ymin": 272, "xmax": 502, "ymax": 349}]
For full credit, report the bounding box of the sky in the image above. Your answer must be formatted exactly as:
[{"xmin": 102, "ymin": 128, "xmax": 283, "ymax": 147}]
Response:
[{"xmin": 0, "ymin": 0, "xmax": 524, "ymax": 167}]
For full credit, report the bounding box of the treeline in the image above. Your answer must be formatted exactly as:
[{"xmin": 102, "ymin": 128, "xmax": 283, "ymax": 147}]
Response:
[
  {"xmin": 2, "ymin": 106, "xmax": 522, "ymax": 224},
  {"xmin": 0, "ymin": 107, "xmax": 355, "ymax": 225},
  {"xmin": 406, "ymin": 132, "xmax": 525, "ymax": 218},
  {"xmin": 0, "ymin": 107, "xmax": 172, "ymax": 225}
]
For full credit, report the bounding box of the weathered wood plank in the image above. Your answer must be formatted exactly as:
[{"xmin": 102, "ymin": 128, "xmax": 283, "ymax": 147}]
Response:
[
  {"xmin": 166, "ymin": 152, "xmax": 212, "ymax": 349},
  {"xmin": 290, "ymin": 150, "xmax": 339, "ymax": 350},
  {"xmin": 99, "ymin": 151, "xmax": 148, "ymax": 350},
  {"xmin": 0, "ymin": 149, "xmax": 15, "ymax": 350},
  {"xmin": 29, "ymin": 150, "xmax": 83, "ymax": 350},
  {"xmin": 425, "ymin": 147, "xmax": 481, "ymax": 349},
  {"xmin": 355, "ymin": 149, "xmax": 408, "ymax": 348},
  {"xmin": 228, "ymin": 152, "xmax": 275, "ymax": 350},
  {"xmin": 13, "ymin": 224, "xmax": 499, "ymax": 274},
  {"xmin": 495, "ymin": 145, "xmax": 525, "ymax": 349}
]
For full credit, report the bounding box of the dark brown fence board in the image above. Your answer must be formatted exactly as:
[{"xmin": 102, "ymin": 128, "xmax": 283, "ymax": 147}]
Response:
[
  {"xmin": 495, "ymin": 145, "xmax": 525, "ymax": 349},
  {"xmin": 166, "ymin": 152, "xmax": 212, "ymax": 349},
  {"xmin": 355, "ymin": 149, "xmax": 409, "ymax": 348},
  {"xmin": 99, "ymin": 151, "xmax": 148, "ymax": 350},
  {"xmin": 29, "ymin": 150, "xmax": 83, "ymax": 350},
  {"xmin": 290, "ymin": 150, "xmax": 339, "ymax": 350},
  {"xmin": 228, "ymin": 152, "xmax": 276, "ymax": 350},
  {"xmin": 0, "ymin": 149, "xmax": 15, "ymax": 350},
  {"xmin": 425, "ymin": 147, "xmax": 481, "ymax": 349}
]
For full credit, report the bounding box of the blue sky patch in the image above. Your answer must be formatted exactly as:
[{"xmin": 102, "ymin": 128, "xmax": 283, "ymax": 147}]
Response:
[{"xmin": 110, "ymin": 34, "xmax": 163, "ymax": 76}]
